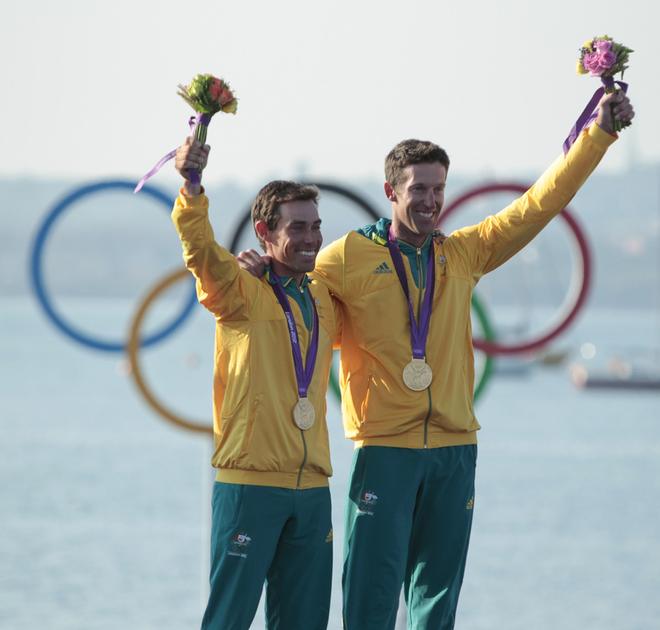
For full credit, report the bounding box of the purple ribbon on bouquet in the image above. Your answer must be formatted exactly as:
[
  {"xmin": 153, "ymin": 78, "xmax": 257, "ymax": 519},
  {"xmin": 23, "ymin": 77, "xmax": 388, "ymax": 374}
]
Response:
[
  {"xmin": 386, "ymin": 227, "xmax": 435, "ymax": 360},
  {"xmin": 563, "ymin": 76, "xmax": 628, "ymax": 154},
  {"xmin": 268, "ymin": 271, "xmax": 319, "ymax": 399},
  {"xmin": 134, "ymin": 113, "xmax": 212, "ymax": 193}
]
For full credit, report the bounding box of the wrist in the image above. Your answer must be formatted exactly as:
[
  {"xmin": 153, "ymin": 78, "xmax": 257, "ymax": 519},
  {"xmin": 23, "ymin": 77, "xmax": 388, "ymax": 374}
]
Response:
[
  {"xmin": 183, "ymin": 181, "xmax": 202, "ymax": 197},
  {"xmin": 595, "ymin": 122, "xmax": 617, "ymax": 138}
]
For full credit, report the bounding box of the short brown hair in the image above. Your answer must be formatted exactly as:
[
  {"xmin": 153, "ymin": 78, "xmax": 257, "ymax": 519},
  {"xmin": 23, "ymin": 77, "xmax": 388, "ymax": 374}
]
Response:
[
  {"xmin": 385, "ymin": 139, "xmax": 450, "ymax": 189},
  {"xmin": 251, "ymin": 180, "xmax": 319, "ymax": 250}
]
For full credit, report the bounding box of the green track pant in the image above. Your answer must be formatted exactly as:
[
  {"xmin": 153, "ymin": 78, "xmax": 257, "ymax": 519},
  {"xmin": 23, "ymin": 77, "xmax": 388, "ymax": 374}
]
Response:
[
  {"xmin": 342, "ymin": 445, "xmax": 477, "ymax": 630},
  {"xmin": 201, "ymin": 482, "xmax": 333, "ymax": 630}
]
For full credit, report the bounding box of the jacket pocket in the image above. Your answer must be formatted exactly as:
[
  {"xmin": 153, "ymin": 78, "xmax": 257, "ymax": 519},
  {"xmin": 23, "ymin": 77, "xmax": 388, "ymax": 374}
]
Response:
[{"xmin": 238, "ymin": 393, "xmax": 263, "ymax": 456}]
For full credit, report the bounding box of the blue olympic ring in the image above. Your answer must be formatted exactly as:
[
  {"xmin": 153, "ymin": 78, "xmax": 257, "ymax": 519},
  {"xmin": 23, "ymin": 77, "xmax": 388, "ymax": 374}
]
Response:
[{"xmin": 30, "ymin": 180, "xmax": 198, "ymax": 352}]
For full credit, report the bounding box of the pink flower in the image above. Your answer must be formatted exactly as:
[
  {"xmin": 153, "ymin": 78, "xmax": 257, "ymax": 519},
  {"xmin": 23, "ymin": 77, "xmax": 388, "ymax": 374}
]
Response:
[
  {"xmin": 581, "ymin": 48, "xmax": 617, "ymax": 76},
  {"xmin": 208, "ymin": 78, "xmax": 225, "ymax": 102},
  {"xmin": 218, "ymin": 87, "xmax": 234, "ymax": 106},
  {"xmin": 208, "ymin": 78, "xmax": 235, "ymax": 107},
  {"xmin": 599, "ymin": 50, "xmax": 616, "ymax": 68},
  {"xmin": 594, "ymin": 39, "xmax": 613, "ymax": 52},
  {"xmin": 582, "ymin": 52, "xmax": 604, "ymax": 75}
]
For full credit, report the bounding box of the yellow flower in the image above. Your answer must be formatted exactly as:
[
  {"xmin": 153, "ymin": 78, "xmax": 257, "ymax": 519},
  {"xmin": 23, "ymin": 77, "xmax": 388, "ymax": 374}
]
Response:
[
  {"xmin": 576, "ymin": 60, "xmax": 589, "ymax": 75},
  {"xmin": 221, "ymin": 99, "xmax": 238, "ymax": 114}
]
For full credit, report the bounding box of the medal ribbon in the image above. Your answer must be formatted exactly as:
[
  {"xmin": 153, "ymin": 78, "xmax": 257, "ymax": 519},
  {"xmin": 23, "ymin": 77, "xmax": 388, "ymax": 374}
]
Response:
[
  {"xmin": 386, "ymin": 227, "xmax": 435, "ymax": 360},
  {"xmin": 134, "ymin": 113, "xmax": 212, "ymax": 193},
  {"xmin": 269, "ymin": 271, "xmax": 319, "ymax": 398},
  {"xmin": 563, "ymin": 77, "xmax": 628, "ymax": 154}
]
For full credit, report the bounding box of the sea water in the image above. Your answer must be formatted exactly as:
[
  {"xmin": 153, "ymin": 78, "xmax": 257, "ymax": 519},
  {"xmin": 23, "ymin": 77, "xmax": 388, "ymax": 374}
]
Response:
[{"xmin": 1, "ymin": 298, "xmax": 659, "ymax": 629}]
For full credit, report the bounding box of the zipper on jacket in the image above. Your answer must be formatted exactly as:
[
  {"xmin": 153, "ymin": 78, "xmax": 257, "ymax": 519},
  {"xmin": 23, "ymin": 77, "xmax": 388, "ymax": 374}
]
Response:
[
  {"xmin": 417, "ymin": 247, "xmax": 433, "ymax": 448},
  {"xmin": 423, "ymin": 389, "xmax": 432, "ymax": 448},
  {"xmin": 296, "ymin": 429, "xmax": 308, "ymax": 488}
]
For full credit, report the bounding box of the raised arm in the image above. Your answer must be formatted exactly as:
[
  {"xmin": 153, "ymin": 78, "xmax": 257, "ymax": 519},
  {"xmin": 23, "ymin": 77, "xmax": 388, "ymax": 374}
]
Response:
[
  {"xmin": 451, "ymin": 91, "xmax": 634, "ymax": 278},
  {"xmin": 171, "ymin": 138, "xmax": 262, "ymax": 320}
]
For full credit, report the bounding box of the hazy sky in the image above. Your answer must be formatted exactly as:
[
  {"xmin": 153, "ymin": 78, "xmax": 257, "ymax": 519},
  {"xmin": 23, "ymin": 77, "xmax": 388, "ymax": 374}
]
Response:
[{"xmin": 3, "ymin": 0, "xmax": 658, "ymax": 186}]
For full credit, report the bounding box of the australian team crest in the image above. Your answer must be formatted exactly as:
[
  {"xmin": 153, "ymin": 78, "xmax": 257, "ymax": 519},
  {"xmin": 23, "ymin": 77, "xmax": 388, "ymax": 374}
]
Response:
[
  {"xmin": 358, "ymin": 490, "xmax": 379, "ymax": 516},
  {"xmin": 228, "ymin": 532, "xmax": 252, "ymax": 558}
]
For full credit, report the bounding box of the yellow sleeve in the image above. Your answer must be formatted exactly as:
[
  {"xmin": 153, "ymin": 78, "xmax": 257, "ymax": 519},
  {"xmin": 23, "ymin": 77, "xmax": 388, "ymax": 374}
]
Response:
[
  {"xmin": 171, "ymin": 191, "xmax": 262, "ymax": 320},
  {"xmin": 330, "ymin": 295, "xmax": 344, "ymax": 349},
  {"xmin": 450, "ymin": 124, "xmax": 616, "ymax": 278},
  {"xmin": 312, "ymin": 235, "xmax": 348, "ymax": 301}
]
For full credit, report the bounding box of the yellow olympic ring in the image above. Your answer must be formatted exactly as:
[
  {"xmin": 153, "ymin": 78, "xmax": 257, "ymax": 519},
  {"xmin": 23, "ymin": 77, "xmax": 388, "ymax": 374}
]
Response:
[{"xmin": 127, "ymin": 267, "xmax": 212, "ymax": 435}]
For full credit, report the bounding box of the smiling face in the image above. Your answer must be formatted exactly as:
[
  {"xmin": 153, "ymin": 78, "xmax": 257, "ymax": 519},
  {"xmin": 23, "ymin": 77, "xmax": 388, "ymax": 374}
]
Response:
[
  {"xmin": 383, "ymin": 138, "xmax": 450, "ymax": 247},
  {"xmin": 386, "ymin": 162, "xmax": 447, "ymax": 246},
  {"xmin": 251, "ymin": 180, "xmax": 321, "ymax": 283},
  {"xmin": 257, "ymin": 199, "xmax": 322, "ymax": 280}
]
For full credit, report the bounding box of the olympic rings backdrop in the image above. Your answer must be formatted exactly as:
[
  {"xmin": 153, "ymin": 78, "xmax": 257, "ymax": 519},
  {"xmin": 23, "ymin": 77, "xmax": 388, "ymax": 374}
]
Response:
[
  {"xmin": 439, "ymin": 184, "xmax": 592, "ymax": 356},
  {"xmin": 30, "ymin": 180, "xmax": 199, "ymax": 353},
  {"xmin": 30, "ymin": 179, "xmax": 591, "ymax": 434}
]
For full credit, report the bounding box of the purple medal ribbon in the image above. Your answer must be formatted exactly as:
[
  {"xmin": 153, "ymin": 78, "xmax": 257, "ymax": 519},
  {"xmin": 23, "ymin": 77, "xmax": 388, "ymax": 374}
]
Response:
[
  {"xmin": 386, "ymin": 227, "xmax": 435, "ymax": 360},
  {"xmin": 563, "ymin": 76, "xmax": 628, "ymax": 154},
  {"xmin": 134, "ymin": 113, "xmax": 212, "ymax": 193},
  {"xmin": 269, "ymin": 271, "xmax": 319, "ymax": 399}
]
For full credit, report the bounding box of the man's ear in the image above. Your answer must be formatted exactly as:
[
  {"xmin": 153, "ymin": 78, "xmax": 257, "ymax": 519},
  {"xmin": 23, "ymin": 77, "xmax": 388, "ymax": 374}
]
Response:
[
  {"xmin": 384, "ymin": 181, "xmax": 397, "ymax": 202},
  {"xmin": 254, "ymin": 220, "xmax": 270, "ymax": 244}
]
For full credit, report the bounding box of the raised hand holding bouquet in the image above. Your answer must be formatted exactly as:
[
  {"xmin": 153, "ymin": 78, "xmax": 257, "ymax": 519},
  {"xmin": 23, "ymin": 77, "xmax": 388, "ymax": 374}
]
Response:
[
  {"xmin": 135, "ymin": 73, "xmax": 237, "ymax": 193},
  {"xmin": 563, "ymin": 36, "xmax": 633, "ymax": 153}
]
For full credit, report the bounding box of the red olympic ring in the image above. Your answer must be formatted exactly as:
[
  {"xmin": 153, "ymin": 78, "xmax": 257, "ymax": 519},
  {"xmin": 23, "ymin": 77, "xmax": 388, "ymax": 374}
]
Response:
[{"xmin": 439, "ymin": 183, "xmax": 592, "ymax": 356}]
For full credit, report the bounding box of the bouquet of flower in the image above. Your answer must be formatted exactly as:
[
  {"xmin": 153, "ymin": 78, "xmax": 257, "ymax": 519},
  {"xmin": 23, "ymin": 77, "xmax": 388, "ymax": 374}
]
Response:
[
  {"xmin": 177, "ymin": 73, "xmax": 238, "ymax": 146},
  {"xmin": 577, "ymin": 36, "xmax": 632, "ymax": 79},
  {"xmin": 576, "ymin": 36, "xmax": 633, "ymax": 132},
  {"xmin": 563, "ymin": 36, "xmax": 632, "ymax": 153},
  {"xmin": 134, "ymin": 73, "xmax": 238, "ymax": 193}
]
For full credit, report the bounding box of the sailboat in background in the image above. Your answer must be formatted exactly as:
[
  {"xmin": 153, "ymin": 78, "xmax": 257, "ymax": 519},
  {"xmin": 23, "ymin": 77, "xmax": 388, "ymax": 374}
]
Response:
[{"xmin": 571, "ymin": 349, "xmax": 660, "ymax": 390}]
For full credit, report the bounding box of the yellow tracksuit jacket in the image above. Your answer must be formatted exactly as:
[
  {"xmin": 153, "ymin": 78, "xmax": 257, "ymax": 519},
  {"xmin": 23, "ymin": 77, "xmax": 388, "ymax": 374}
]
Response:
[
  {"xmin": 313, "ymin": 124, "xmax": 616, "ymax": 448},
  {"xmin": 172, "ymin": 193, "xmax": 338, "ymax": 488}
]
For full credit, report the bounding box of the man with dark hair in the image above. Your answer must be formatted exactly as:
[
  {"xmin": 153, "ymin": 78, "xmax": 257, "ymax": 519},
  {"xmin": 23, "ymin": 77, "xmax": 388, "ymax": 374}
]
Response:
[
  {"xmin": 238, "ymin": 90, "xmax": 634, "ymax": 629},
  {"xmin": 384, "ymin": 138, "xmax": 451, "ymax": 189},
  {"xmin": 172, "ymin": 136, "xmax": 339, "ymax": 630},
  {"xmin": 250, "ymin": 179, "xmax": 320, "ymax": 250}
]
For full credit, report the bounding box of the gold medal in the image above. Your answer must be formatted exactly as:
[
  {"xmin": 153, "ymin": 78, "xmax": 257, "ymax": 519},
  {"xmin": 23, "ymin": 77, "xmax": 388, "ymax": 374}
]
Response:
[
  {"xmin": 403, "ymin": 358, "xmax": 433, "ymax": 391},
  {"xmin": 293, "ymin": 397, "xmax": 315, "ymax": 430}
]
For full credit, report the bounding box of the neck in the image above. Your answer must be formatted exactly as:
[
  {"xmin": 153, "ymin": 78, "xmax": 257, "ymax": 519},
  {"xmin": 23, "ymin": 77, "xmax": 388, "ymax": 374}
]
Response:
[
  {"xmin": 390, "ymin": 220, "xmax": 428, "ymax": 249},
  {"xmin": 270, "ymin": 259, "xmax": 305, "ymax": 286}
]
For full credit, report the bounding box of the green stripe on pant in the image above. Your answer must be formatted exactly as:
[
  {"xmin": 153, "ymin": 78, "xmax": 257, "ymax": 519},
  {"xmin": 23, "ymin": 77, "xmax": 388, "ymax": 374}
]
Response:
[
  {"xmin": 343, "ymin": 445, "xmax": 477, "ymax": 630},
  {"xmin": 202, "ymin": 483, "xmax": 332, "ymax": 630}
]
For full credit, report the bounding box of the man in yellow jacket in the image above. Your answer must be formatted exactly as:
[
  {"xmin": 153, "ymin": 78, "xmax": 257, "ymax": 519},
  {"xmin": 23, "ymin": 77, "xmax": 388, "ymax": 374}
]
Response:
[
  {"xmin": 172, "ymin": 137, "xmax": 339, "ymax": 630},
  {"xmin": 238, "ymin": 91, "xmax": 634, "ymax": 629}
]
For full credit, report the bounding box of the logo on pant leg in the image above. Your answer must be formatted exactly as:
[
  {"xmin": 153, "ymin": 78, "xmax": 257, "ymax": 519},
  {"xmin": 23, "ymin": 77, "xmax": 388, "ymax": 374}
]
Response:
[
  {"xmin": 466, "ymin": 496, "xmax": 474, "ymax": 510},
  {"xmin": 228, "ymin": 532, "xmax": 252, "ymax": 558},
  {"xmin": 325, "ymin": 529, "xmax": 333, "ymax": 543},
  {"xmin": 357, "ymin": 490, "xmax": 379, "ymax": 516}
]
